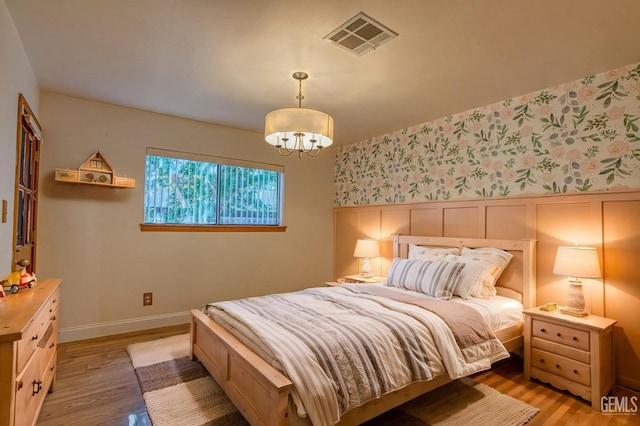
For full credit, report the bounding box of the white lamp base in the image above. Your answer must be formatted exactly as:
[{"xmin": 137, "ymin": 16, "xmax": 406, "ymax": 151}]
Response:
[
  {"xmin": 360, "ymin": 258, "xmax": 373, "ymax": 278},
  {"xmin": 561, "ymin": 282, "xmax": 588, "ymax": 317}
]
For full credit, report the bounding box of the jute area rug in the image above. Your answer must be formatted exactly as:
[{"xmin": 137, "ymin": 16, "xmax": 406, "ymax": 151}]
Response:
[{"xmin": 127, "ymin": 334, "xmax": 539, "ymax": 426}]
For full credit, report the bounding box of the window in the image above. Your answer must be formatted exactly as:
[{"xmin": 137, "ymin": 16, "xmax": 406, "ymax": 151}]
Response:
[
  {"xmin": 13, "ymin": 94, "xmax": 42, "ymax": 272},
  {"xmin": 143, "ymin": 148, "xmax": 284, "ymax": 230}
]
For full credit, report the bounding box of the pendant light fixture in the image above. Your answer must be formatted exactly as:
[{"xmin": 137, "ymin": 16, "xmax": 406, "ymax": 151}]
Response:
[{"xmin": 264, "ymin": 72, "xmax": 334, "ymax": 157}]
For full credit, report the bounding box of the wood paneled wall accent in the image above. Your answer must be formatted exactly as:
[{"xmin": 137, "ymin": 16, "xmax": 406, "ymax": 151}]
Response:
[
  {"xmin": 409, "ymin": 208, "xmax": 441, "ymax": 236},
  {"xmin": 443, "ymin": 207, "xmax": 481, "ymax": 238},
  {"xmin": 380, "ymin": 209, "xmax": 409, "ymax": 274},
  {"xmin": 603, "ymin": 200, "xmax": 640, "ymax": 391},
  {"xmin": 333, "ymin": 190, "xmax": 640, "ymax": 390},
  {"xmin": 333, "ymin": 211, "xmax": 358, "ymax": 281},
  {"xmin": 486, "ymin": 205, "xmax": 528, "ymax": 239}
]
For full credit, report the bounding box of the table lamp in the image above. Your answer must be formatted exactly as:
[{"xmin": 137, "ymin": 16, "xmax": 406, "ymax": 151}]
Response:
[
  {"xmin": 353, "ymin": 239, "xmax": 380, "ymax": 278},
  {"xmin": 552, "ymin": 245, "xmax": 601, "ymax": 317}
]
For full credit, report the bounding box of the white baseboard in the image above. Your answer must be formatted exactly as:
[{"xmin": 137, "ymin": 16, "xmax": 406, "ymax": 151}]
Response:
[{"xmin": 57, "ymin": 311, "xmax": 191, "ymax": 343}]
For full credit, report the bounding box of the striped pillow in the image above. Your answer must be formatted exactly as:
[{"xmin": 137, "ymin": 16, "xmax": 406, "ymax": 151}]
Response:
[{"xmin": 384, "ymin": 258, "xmax": 465, "ymax": 299}]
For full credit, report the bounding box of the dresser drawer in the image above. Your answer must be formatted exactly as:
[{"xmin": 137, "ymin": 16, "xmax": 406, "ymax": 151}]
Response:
[
  {"xmin": 14, "ymin": 351, "xmax": 47, "ymax": 426},
  {"xmin": 13, "ymin": 326, "xmax": 57, "ymax": 426},
  {"xmin": 16, "ymin": 287, "xmax": 61, "ymax": 372},
  {"xmin": 38, "ymin": 314, "xmax": 58, "ymax": 370},
  {"xmin": 41, "ymin": 350, "xmax": 57, "ymax": 394},
  {"xmin": 531, "ymin": 348, "xmax": 591, "ymax": 386},
  {"xmin": 532, "ymin": 318, "xmax": 589, "ymax": 351}
]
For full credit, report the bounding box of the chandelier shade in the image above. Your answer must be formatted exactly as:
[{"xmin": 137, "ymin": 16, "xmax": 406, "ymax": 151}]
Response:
[
  {"xmin": 264, "ymin": 108, "xmax": 334, "ymax": 151},
  {"xmin": 264, "ymin": 72, "xmax": 334, "ymax": 157}
]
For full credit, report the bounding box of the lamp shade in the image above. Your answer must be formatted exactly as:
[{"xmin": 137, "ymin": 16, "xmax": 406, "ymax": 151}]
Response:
[
  {"xmin": 552, "ymin": 246, "xmax": 601, "ymax": 279},
  {"xmin": 264, "ymin": 108, "xmax": 334, "ymax": 150},
  {"xmin": 353, "ymin": 239, "xmax": 380, "ymax": 259}
]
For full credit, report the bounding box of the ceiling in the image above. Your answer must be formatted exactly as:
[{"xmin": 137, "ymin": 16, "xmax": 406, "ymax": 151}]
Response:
[{"xmin": 6, "ymin": 0, "xmax": 640, "ymax": 146}]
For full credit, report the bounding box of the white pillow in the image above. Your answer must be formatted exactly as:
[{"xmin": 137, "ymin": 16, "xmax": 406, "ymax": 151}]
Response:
[
  {"xmin": 459, "ymin": 247, "xmax": 514, "ymax": 297},
  {"xmin": 408, "ymin": 244, "xmax": 459, "ymax": 260},
  {"xmin": 384, "ymin": 258, "xmax": 464, "ymax": 299},
  {"xmin": 442, "ymin": 254, "xmax": 501, "ymax": 299}
]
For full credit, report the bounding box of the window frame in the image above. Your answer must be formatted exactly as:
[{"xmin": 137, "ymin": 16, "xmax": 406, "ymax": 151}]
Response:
[
  {"xmin": 12, "ymin": 94, "xmax": 42, "ymax": 271},
  {"xmin": 140, "ymin": 148, "xmax": 286, "ymax": 233}
]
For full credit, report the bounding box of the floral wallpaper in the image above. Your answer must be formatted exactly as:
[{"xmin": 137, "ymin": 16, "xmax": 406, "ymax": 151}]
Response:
[{"xmin": 334, "ymin": 62, "xmax": 640, "ymax": 207}]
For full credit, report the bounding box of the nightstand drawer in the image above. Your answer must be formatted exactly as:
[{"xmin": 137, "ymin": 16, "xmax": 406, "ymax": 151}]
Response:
[
  {"xmin": 531, "ymin": 348, "xmax": 591, "ymax": 386},
  {"xmin": 532, "ymin": 319, "xmax": 589, "ymax": 351},
  {"xmin": 531, "ymin": 337, "xmax": 590, "ymax": 364}
]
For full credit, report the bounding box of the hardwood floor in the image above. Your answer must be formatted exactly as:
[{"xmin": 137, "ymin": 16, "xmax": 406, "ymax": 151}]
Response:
[
  {"xmin": 471, "ymin": 356, "xmax": 639, "ymax": 425},
  {"xmin": 37, "ymin": 324, "xmax": 190, "ymax": 426},
  {"xmin": 38, "ymin": 325, "xmax": 639, "ymax": 425}
]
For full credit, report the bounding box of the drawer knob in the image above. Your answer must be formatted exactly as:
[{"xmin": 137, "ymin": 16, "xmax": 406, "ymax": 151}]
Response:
[
  {"xmin": 572, "ymin": 336, "xmax": 578, "ymax": 341},
  {"xmin": 540, "ymin": 359, "xmax": 545, "ymax": 363},
  {"xmin": 540, "ymin": 328, "xmax": 546, "ymax": 333},
  {"xmin": 31, "ymin": 334, "xmax": 38, "ymax": 341},
  {"xmin": 556, "ymin": 364, "xmax": 560, "ymax": 369},
  {"xmin": 17, "ymin": 380, "xmax": 23, "ymax": 391},
  {"xmin": 49, "ymin": 342, "xmax": 55, "ymax": 349},
  {"xmin": 557, "ymin": 332, "xmax": 562, "ymax": 337},
  {"xmin": 573, "ymin": 369, "xmax": 578, "ymax": 374}
]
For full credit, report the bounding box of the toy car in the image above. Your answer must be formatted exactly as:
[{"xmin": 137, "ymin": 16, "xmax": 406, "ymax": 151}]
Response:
[{"xmin": 1, "ymin": 259, "xmax": 37, "ymax": 294}]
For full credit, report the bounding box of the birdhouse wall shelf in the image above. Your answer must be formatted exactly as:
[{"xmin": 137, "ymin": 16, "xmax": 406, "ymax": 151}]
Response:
[{"xmin": 55, "ymin": 151, "xmax": 135, "ymax": 189}]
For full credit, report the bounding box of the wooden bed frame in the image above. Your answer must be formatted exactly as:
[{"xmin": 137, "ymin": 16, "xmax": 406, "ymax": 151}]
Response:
[{"xmin": 190, "ymin": 235, "xmax": 536, "ymax": 426}]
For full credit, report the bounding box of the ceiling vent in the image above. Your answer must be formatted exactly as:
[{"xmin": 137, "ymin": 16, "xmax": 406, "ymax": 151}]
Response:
[{"xmin": 324, "ymin": 12, "xmax": 398, "ymax": 56}]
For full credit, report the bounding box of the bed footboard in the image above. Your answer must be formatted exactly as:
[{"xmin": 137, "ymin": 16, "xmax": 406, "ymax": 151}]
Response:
[
  {"xmin": 190, "ymin": 308, "xmax": 454, "ymax": 425},
  {"xmin": 190, "ymin": 309, "xmax": 293, "ymax": 426}
]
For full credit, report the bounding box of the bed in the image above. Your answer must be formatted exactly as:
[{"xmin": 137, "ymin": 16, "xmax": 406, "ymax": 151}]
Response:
[{"xmin": 190, "ymin": 235, "xmax": 536, "ymax": 425}]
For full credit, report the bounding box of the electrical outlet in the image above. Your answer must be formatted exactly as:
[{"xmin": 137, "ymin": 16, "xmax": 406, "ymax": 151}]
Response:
[{"xmin": 143, "ymin": 292, "xmax": 153, "ymax": 306}]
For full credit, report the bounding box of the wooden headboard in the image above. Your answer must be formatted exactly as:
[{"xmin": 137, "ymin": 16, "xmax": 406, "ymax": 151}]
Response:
[{"xmin": 392, "ymin": 235, "xmax": 537, "ymax": 309}]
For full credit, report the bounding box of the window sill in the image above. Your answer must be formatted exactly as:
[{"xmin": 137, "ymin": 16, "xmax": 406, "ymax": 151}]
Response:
[{"xmin": 139, "ymin": 224, "xmax": 287, "ymax": 233}]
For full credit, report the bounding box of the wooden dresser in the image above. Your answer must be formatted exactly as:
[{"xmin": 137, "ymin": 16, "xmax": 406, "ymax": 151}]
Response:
[
  {"xmin": 0, "ymin": 279, "xmax": 61, "ymax": 426},
  {"xmin": 523, "ymin": 306, "xmax": 616, "ymax": 410}
]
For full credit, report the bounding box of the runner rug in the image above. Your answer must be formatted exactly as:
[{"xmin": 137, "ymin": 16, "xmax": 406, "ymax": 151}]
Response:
[{"xmin": 127, "ymin": 334, "xmax": 539, "ymax": 426}]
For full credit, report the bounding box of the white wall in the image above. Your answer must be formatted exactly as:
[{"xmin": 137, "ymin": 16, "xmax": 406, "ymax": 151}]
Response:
[
  {"xmin": 0, "ymin": 1, "xmax": 39, "ymax": 271},
  {"xmin": 37, "ymin": 92, "xmax": 335, "ymax": 341}
]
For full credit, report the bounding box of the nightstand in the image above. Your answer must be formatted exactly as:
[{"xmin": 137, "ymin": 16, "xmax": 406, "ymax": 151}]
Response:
[
  {"xmin": 523, "ymin": 307, "xmax": 617, "ymax": 410},
  {"xmin": 344, "ymin": 275, "xmax": 385, "ymax": 283},
  {"xmin": 326, "ymin": 275, "xmax": 386, "ymax": 286}
]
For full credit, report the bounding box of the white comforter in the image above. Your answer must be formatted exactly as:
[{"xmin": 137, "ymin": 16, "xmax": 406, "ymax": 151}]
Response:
[{"xmin": 206, "ymin": 285, "xmax": 509, "ymax": 426}]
